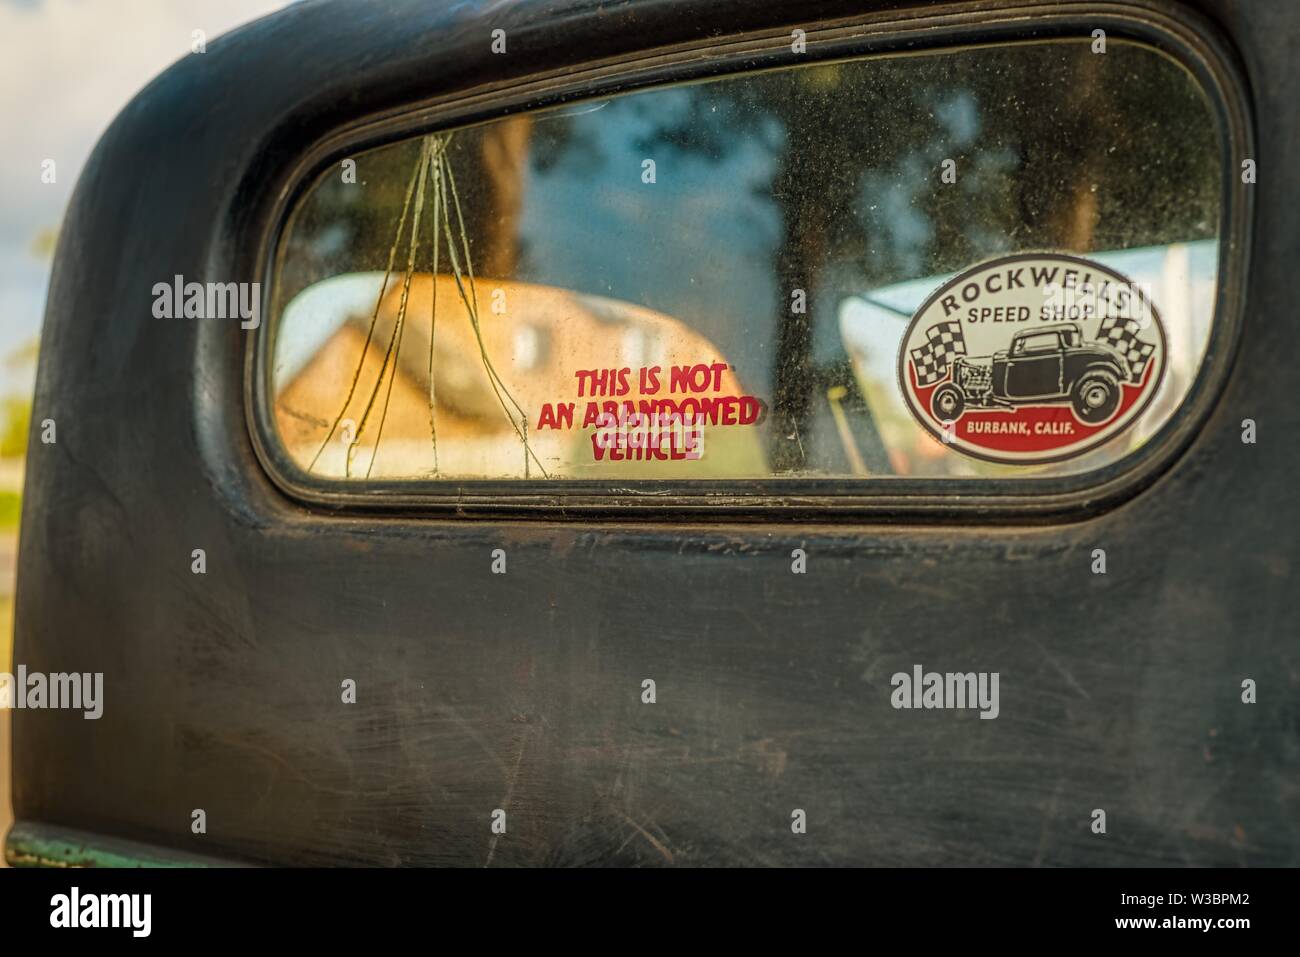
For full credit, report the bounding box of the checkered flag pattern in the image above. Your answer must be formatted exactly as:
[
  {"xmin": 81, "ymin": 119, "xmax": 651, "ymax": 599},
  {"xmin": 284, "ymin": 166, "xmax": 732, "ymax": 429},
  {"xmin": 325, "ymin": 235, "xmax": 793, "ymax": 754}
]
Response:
[
  {"xmin": 1097, "ymin": 315, "xmax": 1156, "ymax": 382},
  {"xmin": 909, "ymin": 320, "xmax": 967, "ymax": 386}
]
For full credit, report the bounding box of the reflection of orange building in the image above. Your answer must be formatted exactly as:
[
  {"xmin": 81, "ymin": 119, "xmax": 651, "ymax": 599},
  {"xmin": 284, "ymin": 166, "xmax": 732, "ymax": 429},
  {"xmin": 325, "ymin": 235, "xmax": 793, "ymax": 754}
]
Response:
[{"xmin": 275, "ymin": 275, "xmax": 768, "ymax": 479}]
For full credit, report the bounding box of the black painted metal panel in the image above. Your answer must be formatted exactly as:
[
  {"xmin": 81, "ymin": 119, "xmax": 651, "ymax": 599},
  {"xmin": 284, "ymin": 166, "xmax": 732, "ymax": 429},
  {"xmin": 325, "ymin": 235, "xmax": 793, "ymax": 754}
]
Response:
[{"xmin": 11, "ymin": 0, "xmax": 1296, "ymax": 866}]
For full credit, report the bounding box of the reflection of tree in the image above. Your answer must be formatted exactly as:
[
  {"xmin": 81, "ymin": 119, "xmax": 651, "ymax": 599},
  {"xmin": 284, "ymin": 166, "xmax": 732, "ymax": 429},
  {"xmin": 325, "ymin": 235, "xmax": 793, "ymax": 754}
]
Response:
[
  {"xmin": 282, "ymin": 41, "xmax": 1219, "ymax": 475},
  {"xmin": 545, "ymin": 43, "xmax": 1218, "ymax": 470},
  {"xmin": 462, "ymin": 119, "xmax": 533, "ymax": 278},
  {"xmin": 279, "ymin": 119, "xmax": 534, "ymax": 312},
  {"xmin": 619, "ymin": 63, "xmax": 947, "ymax": 470}
]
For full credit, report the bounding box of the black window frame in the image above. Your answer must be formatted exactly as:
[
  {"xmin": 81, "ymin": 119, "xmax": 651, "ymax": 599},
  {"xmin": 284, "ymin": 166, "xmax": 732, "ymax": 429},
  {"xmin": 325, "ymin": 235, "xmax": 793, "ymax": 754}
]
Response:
[{"xmin": 245, "ymin": 0, "xmax": 1253, "ymax": 524}]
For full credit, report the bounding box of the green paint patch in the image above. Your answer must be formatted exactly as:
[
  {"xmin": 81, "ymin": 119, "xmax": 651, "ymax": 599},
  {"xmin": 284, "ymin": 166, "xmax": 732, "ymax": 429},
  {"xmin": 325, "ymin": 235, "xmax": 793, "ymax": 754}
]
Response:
[{"xmin": 5, "ymin": 822, "xmax": 231, "ymax": 868}]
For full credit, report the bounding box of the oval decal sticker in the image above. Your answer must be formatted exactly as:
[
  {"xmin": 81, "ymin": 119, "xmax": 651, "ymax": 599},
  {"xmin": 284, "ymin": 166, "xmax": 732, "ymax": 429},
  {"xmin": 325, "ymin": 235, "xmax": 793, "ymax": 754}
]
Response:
[{"xmin": 898, "ymin": 253, "xmax": 1166, "ymax": 464}]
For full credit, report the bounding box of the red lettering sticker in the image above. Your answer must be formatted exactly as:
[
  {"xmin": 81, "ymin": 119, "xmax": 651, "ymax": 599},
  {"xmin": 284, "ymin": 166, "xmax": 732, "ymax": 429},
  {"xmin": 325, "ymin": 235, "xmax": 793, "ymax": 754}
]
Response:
[{"xmin": 535, "ymin": 363, "xmax": 768, "ymax": 463}]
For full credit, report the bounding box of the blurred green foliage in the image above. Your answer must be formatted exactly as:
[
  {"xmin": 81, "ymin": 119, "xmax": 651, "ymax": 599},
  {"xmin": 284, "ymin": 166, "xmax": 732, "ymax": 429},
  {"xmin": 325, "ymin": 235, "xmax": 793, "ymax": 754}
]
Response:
[
  {"xmin": 0, "ymin": 398, "xmax": 31, "ymax": 459},
  {"xmin": 0, "ymin": 492, "xmax": 19, "ymax": 531}
]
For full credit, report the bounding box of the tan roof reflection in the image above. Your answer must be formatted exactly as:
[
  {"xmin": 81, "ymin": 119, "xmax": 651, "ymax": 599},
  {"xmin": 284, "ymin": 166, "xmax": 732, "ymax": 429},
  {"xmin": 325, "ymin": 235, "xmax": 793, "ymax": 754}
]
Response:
[{"xmin": 275, "ymin": 274, "xmax": 767, "ymax": 479}]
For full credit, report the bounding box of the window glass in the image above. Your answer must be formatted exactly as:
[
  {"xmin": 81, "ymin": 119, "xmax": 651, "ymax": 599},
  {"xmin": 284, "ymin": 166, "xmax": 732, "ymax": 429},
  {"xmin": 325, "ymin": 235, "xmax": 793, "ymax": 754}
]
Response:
[
  {"xmin": 266, "ymin": 38, "xmax": 1223, "ymax": 482},
  {"xmin": 1017, "ymin": 333, "xmax": 1061, "ymax": 354}
]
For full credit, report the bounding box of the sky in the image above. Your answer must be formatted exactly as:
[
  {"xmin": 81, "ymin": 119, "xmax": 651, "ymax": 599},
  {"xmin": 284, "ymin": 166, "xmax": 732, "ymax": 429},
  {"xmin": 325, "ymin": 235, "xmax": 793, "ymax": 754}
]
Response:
[{"xmin": 0, "ymin": 0, "xmax": 295, "ymax": 396}]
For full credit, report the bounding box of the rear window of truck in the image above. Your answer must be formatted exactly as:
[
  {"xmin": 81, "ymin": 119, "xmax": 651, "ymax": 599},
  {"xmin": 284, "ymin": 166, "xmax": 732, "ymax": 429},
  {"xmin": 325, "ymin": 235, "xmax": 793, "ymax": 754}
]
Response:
[{"xmin": 258, "ymin": 34, "xmax": 1233, "ymax": 490}]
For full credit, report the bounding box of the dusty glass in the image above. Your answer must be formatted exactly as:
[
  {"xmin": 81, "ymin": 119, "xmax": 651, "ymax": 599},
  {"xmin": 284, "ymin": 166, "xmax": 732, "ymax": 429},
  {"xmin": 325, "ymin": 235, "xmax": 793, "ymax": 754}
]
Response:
[{"xmin": 266, "ymin": 38, "xmax": 1223, "ymax": 482}]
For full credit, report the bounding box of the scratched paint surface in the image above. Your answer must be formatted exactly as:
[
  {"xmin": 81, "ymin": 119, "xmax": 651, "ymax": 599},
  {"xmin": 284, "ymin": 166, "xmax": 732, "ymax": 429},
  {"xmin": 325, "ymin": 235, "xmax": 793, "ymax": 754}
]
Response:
[{"xmin": 9, "ymin": 0, "xmax": 1296, "ymax": 868}]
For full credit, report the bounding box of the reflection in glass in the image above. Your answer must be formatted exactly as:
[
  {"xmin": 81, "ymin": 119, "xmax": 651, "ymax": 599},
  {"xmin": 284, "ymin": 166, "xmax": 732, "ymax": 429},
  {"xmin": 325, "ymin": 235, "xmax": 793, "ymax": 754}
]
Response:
[{"xmin": 268, "ymin": 39, "xmax": 1222, "ymax": 481}]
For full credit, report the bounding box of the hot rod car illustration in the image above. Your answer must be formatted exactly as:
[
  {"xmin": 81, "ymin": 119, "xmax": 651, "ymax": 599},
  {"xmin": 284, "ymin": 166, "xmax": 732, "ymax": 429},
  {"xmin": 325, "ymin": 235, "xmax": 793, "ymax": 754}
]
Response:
[{"xmin": 929, "ymin": 322, "xmax": 1130, "ymax": 425}]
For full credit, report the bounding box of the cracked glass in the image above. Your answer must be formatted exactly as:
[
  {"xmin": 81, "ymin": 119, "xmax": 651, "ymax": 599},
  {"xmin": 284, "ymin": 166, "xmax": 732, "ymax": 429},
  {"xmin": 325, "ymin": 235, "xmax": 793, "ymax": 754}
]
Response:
[{"xmin": 265, "ymin": 37, "xmax": 1224, "ymax": 482}]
